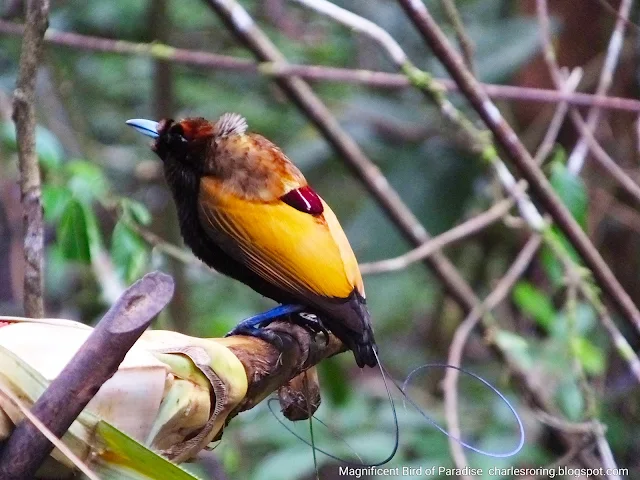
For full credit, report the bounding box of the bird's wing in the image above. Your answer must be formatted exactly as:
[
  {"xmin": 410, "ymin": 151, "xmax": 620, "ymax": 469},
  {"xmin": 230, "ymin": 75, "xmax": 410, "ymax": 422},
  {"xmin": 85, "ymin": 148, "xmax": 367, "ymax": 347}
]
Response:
[{"xmin": 197, "ymin": 176, "xmax": 364, "ymax": 302}]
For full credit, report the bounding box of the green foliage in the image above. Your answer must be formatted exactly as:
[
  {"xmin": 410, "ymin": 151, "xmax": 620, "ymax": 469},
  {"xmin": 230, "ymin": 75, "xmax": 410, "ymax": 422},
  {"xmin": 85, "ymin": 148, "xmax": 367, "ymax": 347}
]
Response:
[
  {"xmin": 111, "ymin": 220, "xmax": 148, "ymax": 283},
  {"xmin": 0, "ymin": 122, "xmax": 64, "ymax": 169},
  {"xmin": 541, "ymin": 151, "xmax": 590, "ymax": 288},
  {"xmin": 94, "ymin": 421, "xmax": 203, "ymax": 480},
  {"xmin": 512, "ymin": 281, "xmax": 555, "ymax": 331},
  {"xmin": 58, "ymin": 199, "xmax": 93, "ymax": 264},
  {"xmin": 549, "ymin": 156, "xmax": 589, "ymax": 229},
  {"xmin": 570, "ymin": 337, "xmax": 605, "ymax": 376}
]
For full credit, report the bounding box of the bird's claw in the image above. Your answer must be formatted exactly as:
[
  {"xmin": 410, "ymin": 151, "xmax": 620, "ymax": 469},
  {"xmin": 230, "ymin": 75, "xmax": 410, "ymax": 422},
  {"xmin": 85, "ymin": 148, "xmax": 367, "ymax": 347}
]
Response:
[{"xmin": 293, "ymin": 312, "xmax": 330, "ymax": 346}]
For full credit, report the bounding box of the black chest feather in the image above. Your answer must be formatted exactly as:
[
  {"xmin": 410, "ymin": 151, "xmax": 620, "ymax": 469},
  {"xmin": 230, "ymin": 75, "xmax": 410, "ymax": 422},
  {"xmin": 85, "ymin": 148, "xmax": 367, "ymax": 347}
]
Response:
[{"xmin": 162, "ymin": 158, "xmax": 294, "ymax": 304}]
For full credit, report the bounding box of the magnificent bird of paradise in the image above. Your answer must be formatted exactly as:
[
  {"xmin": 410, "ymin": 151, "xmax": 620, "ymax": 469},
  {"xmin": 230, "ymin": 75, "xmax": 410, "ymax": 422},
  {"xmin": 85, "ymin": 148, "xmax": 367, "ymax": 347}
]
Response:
[{"xmin": 127, "ymin": 114, "xmax": 376, "ymax": 367}]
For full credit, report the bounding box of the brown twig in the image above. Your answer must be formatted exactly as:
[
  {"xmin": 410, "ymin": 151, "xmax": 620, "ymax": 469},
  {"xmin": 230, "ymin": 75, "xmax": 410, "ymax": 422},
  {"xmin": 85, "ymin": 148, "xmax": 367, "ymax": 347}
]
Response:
[
  {"xmin": 202, "ymin": 0, "xmax": 479, "ymax": 313},
  {"xmin": 536, "ymin": 0, "xmax": 640, "ymax": 207},
  {"xmin": 534, "ymin": 68, "xmax": 583, "ymax": 165},
  {"xmin": 397, "ymin": 0, "xmax": 640, "ymax": 335},
  {"xmin": 566, "ymin": 0, "xmax": 634, "ymax": 173},
  {"xmin": 360, "ymin": 195, "xmax": 516, "ymax": 275},
  {"xmin": 221, "ymin": 323, "xmax": 344, "ymax": 417},
  {"xmin": 2, "ymin": 20, "xmax": 640, "ymax": 112},
  {"xmin": 0, "ymin": 271, "xmax": 175, "ymax": 479},
  {"xmin": 442, "ymin": 235, "xmax": 543, "ymax": 473},
  {"xmin": 590, "ymin": 0, "xmax": 640, "ymax": 33},
  {"xmin": 12, "ymin": 0, "xmax": 49, "ymax": 318},
  {"xmin": 442, "ymin": 0, "xmax": 475, "ymax": 74}
]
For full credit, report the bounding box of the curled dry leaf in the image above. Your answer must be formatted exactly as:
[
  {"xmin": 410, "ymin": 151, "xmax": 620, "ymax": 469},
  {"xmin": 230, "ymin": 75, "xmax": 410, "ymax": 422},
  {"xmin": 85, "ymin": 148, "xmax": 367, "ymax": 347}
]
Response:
[
  {"xmin": 278, "ymin": 367, "xmax": 321, "ymax": 421},
  {"xmin": 0, "ymin": 316, "xmax": 248, "ymax": 476}
]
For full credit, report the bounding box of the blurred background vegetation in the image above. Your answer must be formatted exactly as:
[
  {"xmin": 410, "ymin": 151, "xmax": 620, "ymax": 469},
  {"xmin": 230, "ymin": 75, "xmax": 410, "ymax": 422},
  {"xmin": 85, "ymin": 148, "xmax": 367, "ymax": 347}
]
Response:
[{"xmin": 1, "ymin": 0, "xmax": 640, "ymax": 478}]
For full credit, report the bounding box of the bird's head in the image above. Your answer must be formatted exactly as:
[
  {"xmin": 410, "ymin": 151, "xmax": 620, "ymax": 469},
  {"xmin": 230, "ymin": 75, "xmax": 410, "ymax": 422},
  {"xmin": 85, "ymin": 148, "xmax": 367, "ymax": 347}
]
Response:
[{"xmin": 126, "ymin": 113, "xmax": 248, "ymax": 175}]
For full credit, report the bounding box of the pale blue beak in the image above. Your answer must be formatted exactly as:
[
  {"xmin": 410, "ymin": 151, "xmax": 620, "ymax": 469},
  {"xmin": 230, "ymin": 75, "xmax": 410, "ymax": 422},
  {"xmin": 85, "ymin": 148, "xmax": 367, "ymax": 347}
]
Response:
[{"xmin": 126, "ymin": 118, "xmax": 160, "ymax": 139}]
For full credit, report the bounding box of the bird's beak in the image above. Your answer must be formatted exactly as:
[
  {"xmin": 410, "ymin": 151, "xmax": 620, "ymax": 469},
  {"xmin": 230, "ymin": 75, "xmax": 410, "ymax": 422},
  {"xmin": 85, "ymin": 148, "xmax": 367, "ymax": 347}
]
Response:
[{"xmin": 126, "ymin": 118, "xmax": 160, "ymax": 139}]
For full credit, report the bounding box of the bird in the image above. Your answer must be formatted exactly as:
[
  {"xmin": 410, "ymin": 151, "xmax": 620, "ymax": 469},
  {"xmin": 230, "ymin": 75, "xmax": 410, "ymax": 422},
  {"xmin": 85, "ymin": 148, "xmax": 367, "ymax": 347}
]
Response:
[{"xmin": 127, "ymin": 113, "xmax": 377, "ymax": 367}]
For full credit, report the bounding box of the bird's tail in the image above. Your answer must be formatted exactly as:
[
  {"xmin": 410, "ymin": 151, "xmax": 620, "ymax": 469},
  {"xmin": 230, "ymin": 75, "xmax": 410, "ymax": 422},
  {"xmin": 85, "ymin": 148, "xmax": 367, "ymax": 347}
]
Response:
[
  {"xmin": 351, "ymin": 327, "xmax": 378, "ymax": 368},
  {"xmin": 321, "ymin": 291, "xmax": 377, "ymax": 368}
]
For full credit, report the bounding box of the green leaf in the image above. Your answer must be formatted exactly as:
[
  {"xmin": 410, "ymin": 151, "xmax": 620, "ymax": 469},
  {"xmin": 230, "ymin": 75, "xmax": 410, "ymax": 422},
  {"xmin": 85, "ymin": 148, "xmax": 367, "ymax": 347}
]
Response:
[
  {"xmin": 556, "ymin": 377, "xmax": 584, "ymax": 421},
  {"xmin": 111, "ymin": 220, "xmax": 148, "ymax": 282},
  {"xmin": 58, "ymin": 199, "xmax": 91, "ymax": 264},
  {"xmin": 540, "ymin": 243, "xmax": 564, "ymax": 288},
  {"xmin": 0, "ymin": 122, "xmax": 64, "ymax": 170},
  {"xmin": 571, "ymin": 337, "xmax": 606, "ymax": 376},
  {"xmin": 65, "ymin": 160, "xmax": 109, "ymax": 203},
  {"xmin": 42, "ymin": 185, "xmax": 72, "ymax": 223},
  {"xmin": 550, "ymin": 161, "xmax": 588, "ymax": 229},
  {"xmin": 121, "ymin": 198, "xmax": 152, "ymax": 225},
  {"xmin": 82, "ymin": 201, "xmax": 105, "ymax": 255},
  {"xmin": 512, "ymin": 281, "xmax": 555, "ymax": 331},
  {"xmin": 94, "ymin": 421, "xmax": 202, "ymax": 480}
]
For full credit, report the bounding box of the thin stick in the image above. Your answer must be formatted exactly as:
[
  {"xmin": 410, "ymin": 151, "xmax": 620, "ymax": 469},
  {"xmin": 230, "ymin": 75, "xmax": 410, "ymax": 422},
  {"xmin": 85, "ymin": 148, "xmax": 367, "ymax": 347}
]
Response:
[
  {"xmin": 203, "ymin": 0, "xmax": 479, "ymax": 312},
  {"xmin": 443, "ymin": 235, "xmax": 542, "ymax": 472},
  {"xmin": 0, "ymin": 384, "xmax": 100, "ymax": 480},
  {"xmin": 397, "ymin": 0, "xmax": 640, "ymax": 335},
  {"xmin": 534, "ymin": 68, "xmax": 583, "ymax": 165},
  {"xmin": 536, "ymin": 0, "xmax": 640, "ymax": 206},
  {"xmin": 2, "ymin": 20, "xmax": 640, "ymax": 112},
  {"xmin": 12, "ymin": 0, "xmax": 49, "ymax": 318},
  {"xmin": 567, "ymin": 0, "xmax": 634, "ymax": 173},
  {"xmin": 0, "ymin": 272, "xmax": 175, "ymax": 479},
  {"xmin": 360, "ymin": 196, "xmax": 515, "ymax": 274},
  {"xmin": 442, "ymin": 0, "xmax": 475, "ymax": 74}
]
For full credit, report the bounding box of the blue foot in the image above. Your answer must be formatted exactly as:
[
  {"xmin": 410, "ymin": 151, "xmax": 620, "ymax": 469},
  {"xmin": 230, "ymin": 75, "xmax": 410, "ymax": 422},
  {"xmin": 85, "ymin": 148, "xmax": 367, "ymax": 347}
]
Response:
[{"xmin": 225, "ymin": 304, "xmax": 304, "ymax": 338}]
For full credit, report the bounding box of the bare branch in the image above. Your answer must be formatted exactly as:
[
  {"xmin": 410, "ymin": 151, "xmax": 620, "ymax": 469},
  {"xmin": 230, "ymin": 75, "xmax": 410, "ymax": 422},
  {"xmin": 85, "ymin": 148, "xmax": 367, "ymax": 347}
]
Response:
[
  {"xmin": 360, "ymin": 196, "xmax": 515, "ymax": 275},
  {"xmin": 2, "ymin": 20, "xmax": 640, "ymax": 112},
  {"xmin": 536, "ymin": 0, "xmax": 640, "ymax": 205},
  {"xmin": 0, "ymin": 385, "xmax": 100, "ymax": 480},
  {"xmin": 534, "ymin": 68, "xmax": 583, "ymax": 165},
  {"xmin": 442, "ymin": 235, "xmax": 542, "ymax": 472},
  {"xmin": 0, "ymin": 272, "xmax": 175, "ymax": 479},
  {"xmin": 442, "ymin": 0, "xmax": 476, "ymax": 74},
  {"xmin": 567, "ymin": 0, "xmax": 634, "ymax": 173},
  {"xmin": 397, "ymin": 0, "xmax": 640, "ymax": 335},
  {"xmin": 12, "ymin": 0, "xmax": 49, "ymax": 318}
]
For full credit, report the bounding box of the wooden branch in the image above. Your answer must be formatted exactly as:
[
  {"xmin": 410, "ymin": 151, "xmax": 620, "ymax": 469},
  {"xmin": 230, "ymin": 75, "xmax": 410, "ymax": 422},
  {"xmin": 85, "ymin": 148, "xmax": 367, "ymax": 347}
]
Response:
[
  {"xmin": 13, "ymin": 0, "xmax": 49, "ymax": 318},
  {"xmin": 397, "ymin": 0, "xmax": 640, "ymax": 334},
  {"xmin": 221, "ymin": 323, "xmax": 344, "ymax": 418},
  {"xmin": 0, "ymin": 271, "xmax": 175, "ymax": 480},
  {"xmin": 2, "ymin": 20, "xmax": 640, "ymax": 111}
]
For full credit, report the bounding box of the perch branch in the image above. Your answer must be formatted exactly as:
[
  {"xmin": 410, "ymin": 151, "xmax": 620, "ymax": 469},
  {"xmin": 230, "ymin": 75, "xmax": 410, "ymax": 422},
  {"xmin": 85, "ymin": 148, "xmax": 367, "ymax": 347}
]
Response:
[
  {"xmin": 2, "ymin": 20, "xmax": 640, "ymax": 111},
  {"xmin": 221, "ymin": 324, "xmax": 344, "ymax": 417},
  {"xmin": 12, "ymin": 0, "xmax": 49, "ymax": 318},
  {"xmin": 0, "ymin": 272, "xmax": 175, "ymax": 480}
]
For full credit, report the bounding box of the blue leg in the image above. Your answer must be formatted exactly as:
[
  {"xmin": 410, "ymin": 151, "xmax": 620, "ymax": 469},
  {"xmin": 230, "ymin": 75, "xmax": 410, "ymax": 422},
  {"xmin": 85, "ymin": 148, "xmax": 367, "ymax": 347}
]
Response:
[
  {"xmin": 226, "ymin": 305, "xmax": 330, "ymax": 347},
  {"xmin": 225, "ymin": 304, "xmax": 304, "ymax": 341}
]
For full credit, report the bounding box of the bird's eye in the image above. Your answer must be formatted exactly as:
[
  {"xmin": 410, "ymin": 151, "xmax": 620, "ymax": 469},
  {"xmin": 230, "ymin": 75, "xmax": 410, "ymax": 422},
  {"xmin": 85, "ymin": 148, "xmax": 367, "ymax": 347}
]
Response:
[{"xmin": 168, "ymin": 124, "xmax": 188, "ymax": 148}]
